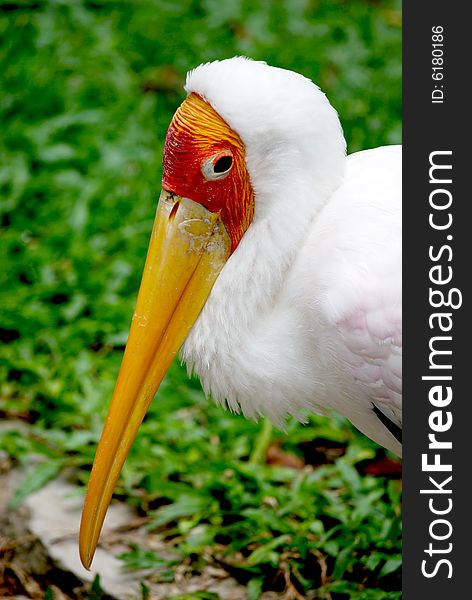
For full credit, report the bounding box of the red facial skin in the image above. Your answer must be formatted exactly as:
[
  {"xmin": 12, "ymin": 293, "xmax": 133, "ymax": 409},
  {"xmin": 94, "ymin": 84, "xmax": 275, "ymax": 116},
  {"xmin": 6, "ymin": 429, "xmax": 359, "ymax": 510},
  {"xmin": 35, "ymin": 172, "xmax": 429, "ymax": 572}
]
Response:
[{"xmin": 162, "ymin": 93, "xmax": 254, "ymax": 252}]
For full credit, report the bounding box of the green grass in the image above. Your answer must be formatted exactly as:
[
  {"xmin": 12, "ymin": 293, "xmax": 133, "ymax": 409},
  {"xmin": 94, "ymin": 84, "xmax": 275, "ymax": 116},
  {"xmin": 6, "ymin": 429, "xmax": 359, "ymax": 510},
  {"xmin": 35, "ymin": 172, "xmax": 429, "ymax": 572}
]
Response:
[{"xmin": 0, "ymin": 1, "xmax": 401, "ymax": 598}]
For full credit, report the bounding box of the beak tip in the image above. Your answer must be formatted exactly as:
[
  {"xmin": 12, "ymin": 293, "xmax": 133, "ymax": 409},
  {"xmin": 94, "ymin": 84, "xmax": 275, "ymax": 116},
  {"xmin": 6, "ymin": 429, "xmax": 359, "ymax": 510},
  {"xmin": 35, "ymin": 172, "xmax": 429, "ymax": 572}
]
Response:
[
  {"xmin": 80, "ymin": 548, "xmax": 93, "ymax": 571},
  {"xmin": 79, "ymin": 532, "xmax": 95, "ymax": 571}
]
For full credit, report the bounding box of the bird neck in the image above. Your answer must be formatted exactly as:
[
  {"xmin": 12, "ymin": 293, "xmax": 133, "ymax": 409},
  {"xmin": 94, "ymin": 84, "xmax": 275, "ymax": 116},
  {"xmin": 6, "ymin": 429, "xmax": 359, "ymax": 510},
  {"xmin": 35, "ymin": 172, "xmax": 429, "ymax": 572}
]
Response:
[
  {"xmin": 182, "ymin": 176, "xmax": 336, "ymax": 355},
  {"xmin": 180, "ymin": 179, "xmax": 336, "ymax": 423},
  {"xmin": 239, "ymin": 168, "xmax": 343, "ymax": 299}
]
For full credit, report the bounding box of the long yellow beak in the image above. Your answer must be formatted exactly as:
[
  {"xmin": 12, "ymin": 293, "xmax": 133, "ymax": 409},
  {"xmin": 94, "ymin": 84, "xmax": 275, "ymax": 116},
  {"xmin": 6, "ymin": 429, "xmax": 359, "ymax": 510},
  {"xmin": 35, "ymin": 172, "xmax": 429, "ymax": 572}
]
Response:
[{"xmin": 79, "ymin": 191, "xmax": 230, "ymax": 569}]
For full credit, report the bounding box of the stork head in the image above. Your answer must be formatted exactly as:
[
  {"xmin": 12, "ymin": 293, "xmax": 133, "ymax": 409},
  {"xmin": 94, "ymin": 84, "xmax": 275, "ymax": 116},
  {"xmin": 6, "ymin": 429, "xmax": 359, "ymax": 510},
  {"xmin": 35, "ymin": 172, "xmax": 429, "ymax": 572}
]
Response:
[{"xmin": 79, "ymin": 57, "xmax": 346, "ymax": 569}]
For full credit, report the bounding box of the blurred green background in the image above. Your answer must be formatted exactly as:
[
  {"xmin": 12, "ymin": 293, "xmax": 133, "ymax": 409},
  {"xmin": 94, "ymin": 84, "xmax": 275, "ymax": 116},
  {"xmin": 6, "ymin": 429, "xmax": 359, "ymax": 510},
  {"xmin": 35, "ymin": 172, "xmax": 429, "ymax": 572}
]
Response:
[{"xmin": 0, "ymin": 1, "xmax": 401, "ymax": 598}]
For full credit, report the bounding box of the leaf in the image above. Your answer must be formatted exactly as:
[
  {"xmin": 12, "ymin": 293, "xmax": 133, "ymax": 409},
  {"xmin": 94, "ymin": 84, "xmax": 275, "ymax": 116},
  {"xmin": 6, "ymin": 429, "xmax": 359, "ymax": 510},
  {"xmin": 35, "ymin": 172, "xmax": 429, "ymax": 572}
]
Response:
[
  {"xmin": 247, "ymin": 578, "xmax": 263, "ymax": 600},
  {"xmin": 9, "ymin": 461, "xmax": 62, "ymax": 509},
  {"xmin": 90, "ymin": 574, "xmax": 103, "ymax": 600},
  {"xmin": 150, "ymin": 495, "xmax": 208, "ymax": 528},
  {"xmin": 365, "ymin": 552, "xmax": 383, "ymax": 572},
  {"xmin": 332, "ymin": 545, "xmax": 354, "ymax": 579},
  {"xmin": 247, "ymin": 534, "xmax": 291, "ymax": 566},
  {"xmin": 380, "ymin": 556, "xmax": 402, "ymax": 577},
  {"xmin": 118, "ymin": 546, "xmax": 178, "ymax": 571}
]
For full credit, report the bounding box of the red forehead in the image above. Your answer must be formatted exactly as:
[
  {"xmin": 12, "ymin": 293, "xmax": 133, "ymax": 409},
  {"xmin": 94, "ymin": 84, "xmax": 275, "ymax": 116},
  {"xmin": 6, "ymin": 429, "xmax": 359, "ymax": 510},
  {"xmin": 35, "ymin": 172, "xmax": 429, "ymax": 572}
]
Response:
[
  {"xmin": 163, "ymin": 129, "xmax": 237, "ymax": 214},
  {"xmin": 162, "ymin": 94, "xmax": 254, "ymax": 251}
]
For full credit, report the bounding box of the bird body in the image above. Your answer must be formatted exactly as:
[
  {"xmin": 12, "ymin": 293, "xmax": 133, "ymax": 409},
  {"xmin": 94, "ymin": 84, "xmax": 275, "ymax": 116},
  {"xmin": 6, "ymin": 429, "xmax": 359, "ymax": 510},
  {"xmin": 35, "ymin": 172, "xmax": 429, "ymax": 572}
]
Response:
[
  {"xmin": 80, "ymin": 57, "xmax": 402, "ymax": 568},
  {"xmin": 183, "ymin": 144, "xmax": 401, "ymax": 455},
  {"xmin": 182, "ymin": 59, "xmax": 401, "ymax": 454}
]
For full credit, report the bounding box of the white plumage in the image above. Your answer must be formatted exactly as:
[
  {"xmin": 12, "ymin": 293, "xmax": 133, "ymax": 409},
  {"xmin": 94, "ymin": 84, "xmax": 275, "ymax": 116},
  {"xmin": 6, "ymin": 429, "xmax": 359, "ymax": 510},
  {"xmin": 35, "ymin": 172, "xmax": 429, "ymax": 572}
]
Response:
[
  {"xmin": 182, "ymin": 58, "xmax": 402, "ymax": 455},
  {"xmin": 79, "ymin": 57, "xmax": 402, "ymax": 568}
]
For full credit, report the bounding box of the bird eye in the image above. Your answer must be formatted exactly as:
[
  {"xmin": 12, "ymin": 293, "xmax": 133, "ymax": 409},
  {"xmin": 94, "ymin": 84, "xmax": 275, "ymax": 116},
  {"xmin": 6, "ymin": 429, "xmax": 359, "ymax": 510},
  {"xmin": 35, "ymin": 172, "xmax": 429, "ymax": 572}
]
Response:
[{"xmin": 202, "ymin": 151, "xmax": 233, "ymax": 181}]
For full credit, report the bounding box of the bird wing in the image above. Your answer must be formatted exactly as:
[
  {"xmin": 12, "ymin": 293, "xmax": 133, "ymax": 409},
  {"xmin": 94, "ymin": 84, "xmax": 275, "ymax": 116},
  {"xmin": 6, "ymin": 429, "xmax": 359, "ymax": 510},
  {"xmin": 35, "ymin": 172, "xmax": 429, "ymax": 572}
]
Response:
[
  {"xmin": 293, "ymin": 145, "xmax": 402, "ymax": 454},
  {"xmin": 335, "ymin": 296, "xmax": 402, "ymax": 445}
]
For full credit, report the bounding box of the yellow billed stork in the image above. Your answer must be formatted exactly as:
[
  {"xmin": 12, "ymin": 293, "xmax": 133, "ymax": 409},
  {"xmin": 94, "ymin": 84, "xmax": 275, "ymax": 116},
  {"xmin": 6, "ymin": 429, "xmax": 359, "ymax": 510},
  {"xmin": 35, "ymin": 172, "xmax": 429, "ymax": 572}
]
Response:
[{"xmin": 79, "ymin": 57, "xmax": 402, "ymax": 569}]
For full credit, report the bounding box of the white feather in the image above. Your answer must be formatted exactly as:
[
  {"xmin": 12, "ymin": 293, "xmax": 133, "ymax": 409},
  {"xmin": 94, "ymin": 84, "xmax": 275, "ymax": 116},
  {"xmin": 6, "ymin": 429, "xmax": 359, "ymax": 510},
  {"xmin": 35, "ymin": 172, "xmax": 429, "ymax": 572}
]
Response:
[{"xmin": 181, "ymin": 58, "xmax": 402, "ymax": 456}]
